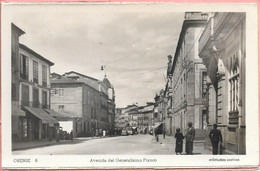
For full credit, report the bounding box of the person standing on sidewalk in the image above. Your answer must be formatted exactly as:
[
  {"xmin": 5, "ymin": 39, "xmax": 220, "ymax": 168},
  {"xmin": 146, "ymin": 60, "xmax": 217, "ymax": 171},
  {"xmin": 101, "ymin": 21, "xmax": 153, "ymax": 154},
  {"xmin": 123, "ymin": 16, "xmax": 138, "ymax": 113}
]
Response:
[
  {"xmin": 154, "ymin": 128, "xmax": 159, "ymax": 142},
  {"xmin": 70, "ymin": 130, "xmax": 73, "ymax": 140},
  {"xmin": 209, "ymin": 124, "xmax": 223, "ymax": 155},
  {"xmin": 175, "ymin": 128, "xmax": 184, "ymax": 155},
  {"xmin": 185, "ymin": 122, "xmax": 195, "ymax": 155},
  {"xmin": 56, "ymin": 126, "xmax": 60, "ymax": 142},
  {"xmin": 99, "ymin": 128, "xmax": 102, "ymax": 138}
]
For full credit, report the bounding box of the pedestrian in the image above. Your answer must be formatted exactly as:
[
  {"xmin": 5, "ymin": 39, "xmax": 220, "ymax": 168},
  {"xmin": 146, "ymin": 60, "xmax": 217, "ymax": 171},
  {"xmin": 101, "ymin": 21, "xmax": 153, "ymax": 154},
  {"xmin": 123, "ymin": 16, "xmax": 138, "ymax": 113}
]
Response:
[
  {"xmin": 56, "ymin": 127, "xmax": 60, "ymax": 142},
  {"xmin": 185, "ymin": 122, "xmax": 195, "ymax": 155},
  {"xmin": 99, "ymin": 128, "xmax": 102, "ymax": 138},
  {"xmin": 154, "ymin": 128, "xmax": 159, "ymax": 142},
  {"xmin": 175, "ymin": 128, "xmax": 184, "ymax": 155},
  {"xmin": 48, "ymin": 127, "xmax": 53, "ymax": 141},
  {"xmin": 70, "ymin": 130, "xmax": 73, "ymax": 140},
  {"xmin": 209, "ymin": 124, "xmax": 223, "ymax": 155},
  {"xmin": 91, "ymin": 128, "xmax": 93, "ymax": 138},
  {"xmin": 163, "ymin": 128, "xmax": 166, "ymax": 139}
]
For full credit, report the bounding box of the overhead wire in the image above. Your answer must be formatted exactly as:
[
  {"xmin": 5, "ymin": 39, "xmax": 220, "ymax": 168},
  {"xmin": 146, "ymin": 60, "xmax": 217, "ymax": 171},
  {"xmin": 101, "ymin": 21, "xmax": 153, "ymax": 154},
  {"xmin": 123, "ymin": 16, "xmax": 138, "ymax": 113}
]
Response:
[{"xmin": 112, "ymin": 66, "xmax": 167, "ymax": 83}]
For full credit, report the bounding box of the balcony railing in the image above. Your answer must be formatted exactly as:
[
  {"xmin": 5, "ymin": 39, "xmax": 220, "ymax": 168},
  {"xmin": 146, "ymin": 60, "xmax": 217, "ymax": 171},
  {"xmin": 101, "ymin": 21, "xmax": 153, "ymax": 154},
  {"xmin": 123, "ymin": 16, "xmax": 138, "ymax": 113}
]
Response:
[
  {"xmin": 199, "ymin": 13, "xmax": 229, "ymax": 54},
  {"xmin": 33, "ymin": 78, "xmax": 38, "ymax": 84},
  {"xmin": 20, "ymin": 73, "xmax": 28, "ymax": 80},
  {"xmin": 228, "ymin": 111, "xmax": 239, "ymax": 124},
  {"xmin": 42, "ymin": 81, "xmax": 47, "ymax": 87}
]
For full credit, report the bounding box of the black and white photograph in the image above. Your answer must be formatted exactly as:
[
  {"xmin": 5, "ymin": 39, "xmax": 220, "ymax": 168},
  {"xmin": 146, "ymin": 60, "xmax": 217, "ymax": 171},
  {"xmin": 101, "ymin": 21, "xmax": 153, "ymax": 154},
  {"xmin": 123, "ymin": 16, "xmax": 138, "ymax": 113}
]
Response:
[{"xmin": 1, "ymin": 2, "xmax": 259, "ymax": 169}]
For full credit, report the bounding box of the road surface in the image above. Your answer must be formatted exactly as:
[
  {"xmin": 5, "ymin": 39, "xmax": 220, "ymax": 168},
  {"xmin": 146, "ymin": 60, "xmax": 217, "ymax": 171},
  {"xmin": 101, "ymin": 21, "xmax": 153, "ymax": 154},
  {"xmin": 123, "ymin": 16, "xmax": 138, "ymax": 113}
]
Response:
[{"xmin": 13, "ymin": 134, "xmax": 175, "ymax": 155}]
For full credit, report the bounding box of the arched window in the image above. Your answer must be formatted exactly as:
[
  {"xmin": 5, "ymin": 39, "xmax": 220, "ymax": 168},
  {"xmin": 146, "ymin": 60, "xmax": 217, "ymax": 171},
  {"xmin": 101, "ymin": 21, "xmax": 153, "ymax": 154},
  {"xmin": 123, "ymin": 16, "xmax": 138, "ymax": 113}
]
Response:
[{"xmin": 229, "ymin": 51, "xmax": 240, "ymax": 124}]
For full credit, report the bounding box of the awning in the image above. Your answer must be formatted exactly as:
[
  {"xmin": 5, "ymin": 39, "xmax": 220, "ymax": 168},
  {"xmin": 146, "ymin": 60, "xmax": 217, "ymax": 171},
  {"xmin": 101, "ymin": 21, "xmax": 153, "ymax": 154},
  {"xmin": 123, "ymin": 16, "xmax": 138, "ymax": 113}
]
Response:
[
  {"xmin": 23, "ymin": 106, "xmax": 58, "ymax": 124},
  {"xmin": 152, "ymin": 122, "xmax": 163, "ymax": 129},
  {"xmin": 44, "ymin": 109, "xmax": 73, "ymax": 119},
  {"xmin": 12, "ymin": 107, "xmax": 26, "ymax": 116},
  {"xmin": 153, "ymin": 122, "xmax": 163, "ymax": 134}
]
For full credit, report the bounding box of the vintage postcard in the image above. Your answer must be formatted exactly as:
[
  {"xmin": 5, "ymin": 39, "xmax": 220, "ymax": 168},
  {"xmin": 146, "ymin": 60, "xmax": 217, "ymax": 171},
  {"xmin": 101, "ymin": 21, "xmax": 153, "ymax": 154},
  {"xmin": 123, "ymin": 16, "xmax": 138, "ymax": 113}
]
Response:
[{"xmin": 1, "ymin": 2, "xmax": 259, "ymax": 169}]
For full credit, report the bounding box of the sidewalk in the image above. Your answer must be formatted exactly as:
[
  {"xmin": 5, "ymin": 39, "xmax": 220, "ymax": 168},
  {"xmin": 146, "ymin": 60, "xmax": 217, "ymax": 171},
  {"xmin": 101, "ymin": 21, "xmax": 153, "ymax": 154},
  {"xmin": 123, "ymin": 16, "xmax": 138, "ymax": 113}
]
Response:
[
  {"xmin": 12, "ymin": 139, "xmax": 81, "ymax": 151},
  {"xmin": 150, "ymin": 135, "xmax": 211, "ymax": 155},
  {"xmin": 12, "ymin": 135, "xmax": 118, "ymax": 151}
]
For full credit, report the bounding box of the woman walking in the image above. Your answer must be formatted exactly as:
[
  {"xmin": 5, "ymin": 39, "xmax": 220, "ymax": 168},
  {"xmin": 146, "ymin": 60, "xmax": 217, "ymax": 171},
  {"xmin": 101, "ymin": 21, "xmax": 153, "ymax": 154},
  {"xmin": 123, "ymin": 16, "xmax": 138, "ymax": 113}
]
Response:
[{"xmin": 175, "ymin": 128, "xmax": 184, "ymax": 155}]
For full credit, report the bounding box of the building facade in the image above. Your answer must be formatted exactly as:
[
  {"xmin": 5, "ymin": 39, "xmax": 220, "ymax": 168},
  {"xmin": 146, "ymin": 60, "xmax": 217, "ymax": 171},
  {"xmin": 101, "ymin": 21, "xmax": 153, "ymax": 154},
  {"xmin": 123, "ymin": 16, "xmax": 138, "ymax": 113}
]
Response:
[
  {"xmin": 11, "ymin": 34, "xmax": 58, "ymax": 142},
  {"xmin": 137, "ymin": 103, "xmax": 154, "ymax": 134},
  {"xmin": 115, "ymin": 105, "xmax": 138, "ymax": 128},
  {"xmin": 153, "ymin": 90, "xmax": 165, "ymax": 124},
  {"xmin": 102, "ymin": 78, "xmax": 116, "ymax": 130},
  {"xmin": 115, "ymin": 108, "xmax": 123, "ymax": 128},
  {"xmin": 11, "ymin": 23, "xmax": 26, "ymax": 142},
  {"xmin": 128, "ymin": 107, "xmax": 139, "ymax": 128},
  {"xmin": 51, "ymin": 71, "xmax": 115, "ymax": 137},
  {"xmin": 198, "ymin": 12, "xmax": 246, "ymax": 154},
  {"xmin": 166, "ymin": 12, "xmax": 208, "ymax": 138}
]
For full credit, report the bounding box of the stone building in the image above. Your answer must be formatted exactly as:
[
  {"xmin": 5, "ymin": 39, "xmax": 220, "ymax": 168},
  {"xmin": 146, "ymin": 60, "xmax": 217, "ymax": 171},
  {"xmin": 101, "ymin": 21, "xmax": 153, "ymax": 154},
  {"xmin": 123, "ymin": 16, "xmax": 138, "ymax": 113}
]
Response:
[
  {"xmin": 11, "ymin": 23, "xmax": 26, "ymax": 142},
  {"xmin": 198, "ymin": 12, "xmax": 246, "ymax": 154},
  {"xmin": 128, "ymin": 107, "xmax": 139, "ymax": 128},
  {"xmin": 102, "ymin": 77, "xmax": 116, "ymax": 130},
  {"xmin": 137, "ymin": 103, "xmax": 154, "ymax": 134},
  {"xmin": 115, "ymin": 105, "xmax": 138, "ymax": 128},
  {"xmin": 115, "ymin": 108, "xmax": 123, "ymax": 128},
  {"xmin": 51, "ymin": 71, "xmax": 115, "ymax": 137},
  {"xmin": 13, "ymin": 40, "xmax": 58, "ymax": 142},
  {"xmin": 166, "ymin": 12, "xmax": 208, "ymax": 137},
  {"xmin": 153, "ymin": 90, "xmax": 165, "ymax": 124}
]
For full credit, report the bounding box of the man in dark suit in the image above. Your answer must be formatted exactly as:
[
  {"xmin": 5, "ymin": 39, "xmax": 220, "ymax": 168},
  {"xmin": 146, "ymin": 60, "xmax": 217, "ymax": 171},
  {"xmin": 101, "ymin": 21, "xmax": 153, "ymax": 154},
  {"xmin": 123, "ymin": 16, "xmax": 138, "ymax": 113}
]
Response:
[
  {"xmin": 209, "ymin": 124, "xmax": 223, "ymax": 155},
  {"xmin": 185, "ymin": 122, "xmax": 195, "ymax": 154}
]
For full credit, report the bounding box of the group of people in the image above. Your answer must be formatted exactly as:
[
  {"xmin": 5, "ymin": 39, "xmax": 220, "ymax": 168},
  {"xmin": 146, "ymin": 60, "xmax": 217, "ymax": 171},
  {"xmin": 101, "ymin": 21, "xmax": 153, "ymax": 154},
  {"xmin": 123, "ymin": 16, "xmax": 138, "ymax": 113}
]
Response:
[{"xmin": 174, "ymin": 122, "xmax": 223, "ymax": 155}]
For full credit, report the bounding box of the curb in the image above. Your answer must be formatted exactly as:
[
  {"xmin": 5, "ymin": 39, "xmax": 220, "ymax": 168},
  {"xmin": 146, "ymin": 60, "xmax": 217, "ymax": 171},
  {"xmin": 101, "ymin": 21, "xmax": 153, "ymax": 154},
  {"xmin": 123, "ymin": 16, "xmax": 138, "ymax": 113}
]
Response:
[{"xmin": 12, "ymin": 140, "xmax": 80, "ymax": 151}]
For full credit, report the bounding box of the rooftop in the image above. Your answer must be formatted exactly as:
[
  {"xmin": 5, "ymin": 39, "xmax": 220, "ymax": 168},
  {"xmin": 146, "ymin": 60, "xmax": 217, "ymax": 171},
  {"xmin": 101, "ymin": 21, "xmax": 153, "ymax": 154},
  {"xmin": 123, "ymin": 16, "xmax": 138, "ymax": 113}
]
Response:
[
  {"xmin": 19, "ymin": 44, "xmax": 54, "ymax": 66},
  {"xmin": 12, "ymin": 23, "xmax": 25, "ymax": 36}
]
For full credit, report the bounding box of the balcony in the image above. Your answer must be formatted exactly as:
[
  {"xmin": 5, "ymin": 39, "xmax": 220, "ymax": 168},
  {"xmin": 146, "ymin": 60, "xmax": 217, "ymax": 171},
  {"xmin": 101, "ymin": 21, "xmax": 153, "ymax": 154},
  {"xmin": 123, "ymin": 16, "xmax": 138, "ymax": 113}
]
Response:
[
  {"xmin": 42, "ymin": 81, "xmax": 47, "ymax": 87},
  {"xmin": 199, "ymin": 13, "xmax": 229, "ymax": 55},
  {"xmin": 20, "ymin": 73, "xmax": 28, "ymax": 81},
  {"xmin": 33, "ymin": 78, "xmax": 38, "ymax": 84},
  {"xmin": 21, "ymin": 100, "xmax": 29, "ymax": 106},
  {"xmin": 185, "ymin": 12, "xmax": 208, "ymax": 21},
  {"xmin": 228, "ymin": 111, "xmax": 239, "ymax": 124},
  {"xmin": 199, "ymin": 17, "xmax": 212, "ymax": 54}
]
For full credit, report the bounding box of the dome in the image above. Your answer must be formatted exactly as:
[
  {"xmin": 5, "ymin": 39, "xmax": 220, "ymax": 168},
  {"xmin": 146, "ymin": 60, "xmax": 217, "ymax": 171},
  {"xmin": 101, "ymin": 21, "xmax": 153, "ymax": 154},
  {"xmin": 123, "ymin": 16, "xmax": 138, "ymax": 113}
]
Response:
[{"xmin": 102, "ymin": 77, "xmax": 112, "ymax": 88}]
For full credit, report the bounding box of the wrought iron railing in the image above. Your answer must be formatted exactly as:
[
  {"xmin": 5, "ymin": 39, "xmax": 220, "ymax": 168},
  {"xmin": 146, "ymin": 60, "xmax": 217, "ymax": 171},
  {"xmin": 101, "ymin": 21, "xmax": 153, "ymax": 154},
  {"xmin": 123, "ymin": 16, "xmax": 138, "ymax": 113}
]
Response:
[{"xmin": 228, "ymin": 111, "xmax": 239, "ymax": 124}]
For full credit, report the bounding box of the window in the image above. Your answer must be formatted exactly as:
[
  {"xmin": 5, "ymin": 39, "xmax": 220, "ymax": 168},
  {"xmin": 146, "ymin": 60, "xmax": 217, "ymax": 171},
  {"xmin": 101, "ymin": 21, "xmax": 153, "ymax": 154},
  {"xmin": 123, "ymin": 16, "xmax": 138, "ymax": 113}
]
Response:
[
  {"xmin": 33, "ymin": 88, "xmax": 39, "ymax": 108},
  {"xmin": 230, "ymin": 65, "xmax": 239, "ymax": 112},
  {"xmin": 202, "ymin": 71, "xmax": 207, "ymax": 98},
  {"xmin": 42, "ymin": 91, "xmax": 47, "ymax": 109},
  {"xmin": 229, "ymin": 51, "xmax": 240, "ymax": 124},
  {"xmin": 58, "ymin": 89, "xmax": 64, "ymax": 96},
  {"xmin": 42, "ymin": 65, "xmax": 47, "ymax": 87},
  {"xmin": 202, "ymin": 110, "xmax": 207, "ymax": 129},
  {"xmin": 21, "ymin": 84, "xmax": 29, "ymax": 106},
  {"xmin": 12, "ymin": 51, "xmax": 15, "ymax": 67},
  {"xmin": 33, "ymin": 61, "xmax": 38, "ymax": 83},
  {"xmin": 20, "ymin": 54, "xmax": 29, "ymax": 80},
  {"xmin": 59, "ymin": 105, "xmax": 64, "ymax": 113}
]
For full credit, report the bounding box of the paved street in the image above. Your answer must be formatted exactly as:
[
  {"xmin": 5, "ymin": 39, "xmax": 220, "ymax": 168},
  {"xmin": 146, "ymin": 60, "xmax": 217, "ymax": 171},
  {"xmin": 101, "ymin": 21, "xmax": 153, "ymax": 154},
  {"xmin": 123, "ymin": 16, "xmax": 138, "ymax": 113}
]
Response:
[{"xmin": 13, "ymin": 134, "xmax": 211, "ymax": 155}]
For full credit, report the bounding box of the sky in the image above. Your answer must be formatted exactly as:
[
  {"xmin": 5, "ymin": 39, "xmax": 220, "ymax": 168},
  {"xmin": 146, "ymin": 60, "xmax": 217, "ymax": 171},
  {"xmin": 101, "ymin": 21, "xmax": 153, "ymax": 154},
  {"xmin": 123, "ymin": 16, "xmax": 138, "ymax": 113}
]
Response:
[{"xmin": 8, "ymin": 4, "xmax": 184, "ymax": 108}]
